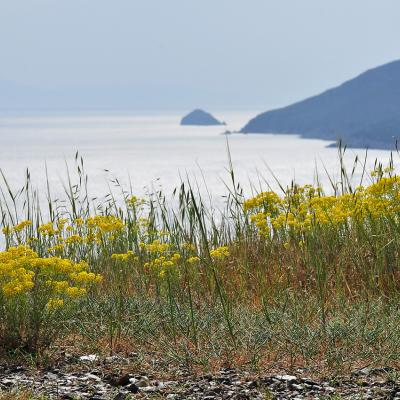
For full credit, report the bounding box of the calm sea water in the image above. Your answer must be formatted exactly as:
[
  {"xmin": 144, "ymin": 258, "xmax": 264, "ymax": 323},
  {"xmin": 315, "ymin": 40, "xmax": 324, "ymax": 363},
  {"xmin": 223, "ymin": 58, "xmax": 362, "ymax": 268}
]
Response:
[{"xmin": 0, "ymin": 111, "xmax": 396, "ymax": 206}]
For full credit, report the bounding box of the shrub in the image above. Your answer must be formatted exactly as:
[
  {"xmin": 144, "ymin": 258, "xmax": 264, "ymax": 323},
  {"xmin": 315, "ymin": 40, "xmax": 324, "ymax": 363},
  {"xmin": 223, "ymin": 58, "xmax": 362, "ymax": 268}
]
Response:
[{"xmin": 0, "ymin": 245, "xmax": 102, "ymax": 352}]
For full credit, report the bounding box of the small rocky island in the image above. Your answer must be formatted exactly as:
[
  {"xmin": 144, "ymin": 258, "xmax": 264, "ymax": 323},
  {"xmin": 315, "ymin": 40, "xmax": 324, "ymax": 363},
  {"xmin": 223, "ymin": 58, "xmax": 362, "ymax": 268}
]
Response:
[{"xmin": 180, "ymin": 109, "xmax": 225, "ymax": 126}]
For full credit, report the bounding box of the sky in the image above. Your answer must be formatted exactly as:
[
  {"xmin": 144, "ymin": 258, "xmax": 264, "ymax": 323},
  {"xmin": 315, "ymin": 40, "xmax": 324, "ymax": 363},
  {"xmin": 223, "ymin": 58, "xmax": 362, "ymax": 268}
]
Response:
[{"xmin": 0, "ymin": 0, "xmax": 400, "ymax": 110}]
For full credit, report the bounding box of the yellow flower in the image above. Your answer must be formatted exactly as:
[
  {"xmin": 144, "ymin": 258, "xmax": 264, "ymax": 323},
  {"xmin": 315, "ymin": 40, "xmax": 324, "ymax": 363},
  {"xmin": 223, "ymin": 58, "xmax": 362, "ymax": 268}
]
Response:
[
  {"xmin": 74, "ymin": 218, "xmax": 84, "ymax": 226},
  {"xmin": 111, "ymin": 251, "xmax": 135, "ymax": 262},
  {"xmin": 13, "ymin": 220, "xmax": 32, "ymax": 233},
  {"xmin": 65, "ymin": 286, "xmax": 87, "ymax": 297},
  {"xmin": 70, "ymin": 271, "xmax": 102, "ymax": 284},
  {"xmin": 2, "ymin": 226, "xmax": 11, "ymax": 235},
  {"xmin": 210, "ymin": 246, "xmax": 230, "ymax": 260},
  {"xmin": 48, "ymin": 244, "xmax": 65, "ymax": 253},
  {"xmin": 171, "ymin": 253, "xmax": 181, "ymax": 261},
  {"xmin": 47, "ymin": 298, "xmax": 64, "ymax": 310},
  {"xmin": 57, "ymin": 218, "xmax": 68, "ymax": 230},
  {"xmin": 87, "ymin": 215, "xmax": 124, "ymax": 233},
  {"xmin": 38, "ymin": 222, "xmax": 56, "ymax": 236},
  {"xmin": 187, "ymin": 256, "xmax": 200, "ymax": 264},
  {"xmin": 243, "ymin": 191, "xmax": 281, "ymax": 213},
  {"xmin": 84, "ymin": 233, "xmax": 96, "ymax": 244},
  {"xmin": 145, "ymin": 240, "xmax": 169, "ymax": 253},
  {"xmin": 182, "ymin": 242, "xmax": 196, "ymax": 252},
  {"xmin": 53, "ymin": 280, "xmax": 69, "ymax": 293},
  {"xmin": 65, "ymin": 235, "xmax": 83, "ymax": 245}
]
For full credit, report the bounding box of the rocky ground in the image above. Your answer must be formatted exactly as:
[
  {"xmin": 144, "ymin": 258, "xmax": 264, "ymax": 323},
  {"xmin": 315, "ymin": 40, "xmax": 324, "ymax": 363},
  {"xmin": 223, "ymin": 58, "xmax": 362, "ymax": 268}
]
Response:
[{"xmin": 1, "ymin": 354, "xmax": 400, "ymax": 399}]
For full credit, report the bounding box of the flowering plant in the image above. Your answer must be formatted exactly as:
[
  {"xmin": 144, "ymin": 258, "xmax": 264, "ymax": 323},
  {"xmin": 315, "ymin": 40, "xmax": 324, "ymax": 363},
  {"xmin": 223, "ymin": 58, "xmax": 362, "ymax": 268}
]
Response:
[{"xmin": 0, "ymin": 246, "xmax": 102, "ymax": 352}]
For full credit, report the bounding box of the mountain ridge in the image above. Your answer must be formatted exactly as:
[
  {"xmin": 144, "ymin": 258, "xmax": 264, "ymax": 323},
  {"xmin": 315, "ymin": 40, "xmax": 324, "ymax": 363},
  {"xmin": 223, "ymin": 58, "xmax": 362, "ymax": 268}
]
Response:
[{"xmin": 241, "ymin": 60, "xmax": 400, "ymax": 149}]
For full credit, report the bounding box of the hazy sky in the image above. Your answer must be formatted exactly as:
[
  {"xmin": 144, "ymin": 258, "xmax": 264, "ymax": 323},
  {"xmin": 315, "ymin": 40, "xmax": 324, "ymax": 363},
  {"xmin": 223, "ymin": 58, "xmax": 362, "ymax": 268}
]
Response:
[{"xmin": 1, "ymin": 0, "xmax": 400, "ymax": 109}]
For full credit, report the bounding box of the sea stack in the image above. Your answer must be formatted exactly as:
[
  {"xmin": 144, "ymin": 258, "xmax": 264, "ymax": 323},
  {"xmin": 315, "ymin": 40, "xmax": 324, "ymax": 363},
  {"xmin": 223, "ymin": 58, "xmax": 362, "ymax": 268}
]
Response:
[{"xmin": 181, "ymin": 109, "xmax": 225, "ymax": 126}]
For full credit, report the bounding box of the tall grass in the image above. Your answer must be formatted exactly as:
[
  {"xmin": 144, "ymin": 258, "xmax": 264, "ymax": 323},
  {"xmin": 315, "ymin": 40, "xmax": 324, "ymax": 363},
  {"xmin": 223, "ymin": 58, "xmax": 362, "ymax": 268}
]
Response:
[{"xmin": 0, "ymin": 148, "xmax": 400, "ymax": 375}]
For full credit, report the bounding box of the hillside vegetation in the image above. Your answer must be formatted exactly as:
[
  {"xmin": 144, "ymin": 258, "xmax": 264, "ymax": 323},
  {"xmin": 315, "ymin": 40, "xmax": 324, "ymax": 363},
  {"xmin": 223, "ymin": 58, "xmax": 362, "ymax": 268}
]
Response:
[{"xmin": 1, "ymin": 151, "xmax": 400, "ymax": 375}]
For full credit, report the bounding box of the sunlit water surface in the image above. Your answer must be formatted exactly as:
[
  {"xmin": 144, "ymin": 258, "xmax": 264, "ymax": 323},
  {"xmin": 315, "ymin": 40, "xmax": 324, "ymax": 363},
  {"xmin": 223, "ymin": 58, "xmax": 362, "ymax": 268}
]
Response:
[{"xmin": 0, "ymin": 111, "xmax": 396, "ymax": 212}]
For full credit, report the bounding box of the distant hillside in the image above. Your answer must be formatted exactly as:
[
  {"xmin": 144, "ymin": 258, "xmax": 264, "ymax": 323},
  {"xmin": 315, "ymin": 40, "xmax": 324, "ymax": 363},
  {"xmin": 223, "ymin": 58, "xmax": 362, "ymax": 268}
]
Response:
[{"xmin": 241, "ymin": 60, "xmax": 400, "ymax": 149}]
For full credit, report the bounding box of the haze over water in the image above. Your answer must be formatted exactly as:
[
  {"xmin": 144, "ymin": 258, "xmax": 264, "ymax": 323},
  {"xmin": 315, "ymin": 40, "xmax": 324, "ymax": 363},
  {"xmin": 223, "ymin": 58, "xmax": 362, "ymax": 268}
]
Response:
[{"xmin": 0, "ymin": 111, "xmax": 396, "ymax": 207}]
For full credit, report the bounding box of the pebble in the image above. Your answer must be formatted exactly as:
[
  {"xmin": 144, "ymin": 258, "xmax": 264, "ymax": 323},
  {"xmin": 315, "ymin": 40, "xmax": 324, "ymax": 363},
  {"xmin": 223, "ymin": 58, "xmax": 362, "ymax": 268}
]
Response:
[
  {"xmin": 79, "ymin": 354, "xmax": 99, "ymax": 362},
  {"xmin": 276, "ymin": 374, "xmax": 298, "ymax": 382}
]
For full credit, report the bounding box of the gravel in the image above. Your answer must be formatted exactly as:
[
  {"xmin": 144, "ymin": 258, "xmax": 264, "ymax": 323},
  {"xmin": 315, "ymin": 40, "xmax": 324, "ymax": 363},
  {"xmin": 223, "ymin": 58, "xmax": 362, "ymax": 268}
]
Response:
[{"xmin": 1, "ymin": 357, "xmax": 400, "ymax": 399}]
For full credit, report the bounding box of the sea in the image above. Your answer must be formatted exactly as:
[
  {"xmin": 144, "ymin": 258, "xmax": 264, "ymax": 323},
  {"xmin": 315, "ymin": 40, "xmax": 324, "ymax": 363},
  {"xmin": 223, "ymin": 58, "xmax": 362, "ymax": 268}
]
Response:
[{"xmin": 0, "ymin": 110, "xmax": 396, "ymax": 211}]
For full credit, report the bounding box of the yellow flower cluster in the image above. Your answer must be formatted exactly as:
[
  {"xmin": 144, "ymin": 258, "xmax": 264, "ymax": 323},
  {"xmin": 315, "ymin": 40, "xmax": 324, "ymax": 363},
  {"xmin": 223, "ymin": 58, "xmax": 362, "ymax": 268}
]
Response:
[
  {"xmin": 111, "ymin": 250, "xmax": 137, "ymax": 262},
  {"xmin": 38, "ymin": 222, "xmax": 57, "ymax": 236},
  {"xmin": 2, "ymin": 207, "xmax": 204, "ymax": 284},
  {"xmin": 210, "ymin": 246, "xmax": 230, "ymax": 260},
  {"xmin": 0, "ymin": 246, "xmax": 102, "ymax": 308},
  {"xmin": 47, "ymin": 298, "xmax": 65, "ymax": 310},
  {"xmin": 0, "ymin": 246, "xmax": 36, "ymax": 296},
  {"xmin": 19, "ymin": 215, "xmax": 128, "ymax": 252},
  {"xmin": 12, "ymin": 220, "xmax": 33, "ymax": 233},
  {"xmin": 65, "ymin": 234, "xmax": 83, "ymax": 245},
  {"xmin": 243, "ymin": 191, "xmax": 281, "ymax": 214},
  {"xmin": 140, "ymin": 239, "xmax": 183, "ymax": 277},
  {"xmin": 87, "ymin": 215, "xmax": 125, "ymax": 233},
  {"xmin": 57, "ymin": 218, "xmax": 69, "ymax": 230},
  {"xmin": 142, "ymin": 239, "xmax": 170, "ymax": 253},
  {"xmin": 182, "ymin": 242, "xmax": 196, "ymax": 252},
  {"xmin": 1, "ymin": 220, "xmax": 33, "ymax": 235},
  {"xmin": 145, "ymin": 253, "xmax": 181, "ymax": 269},
  {"xmin": 145, "ymin": 253, "xmax": 181, "ymax": 276},
  {"xmin": 245, "ymin": 175, "xmax": 400, "ymax": 236},
  {"xmin": 48, "ymin": 244, "xmax": 65, "ymax": 253}
]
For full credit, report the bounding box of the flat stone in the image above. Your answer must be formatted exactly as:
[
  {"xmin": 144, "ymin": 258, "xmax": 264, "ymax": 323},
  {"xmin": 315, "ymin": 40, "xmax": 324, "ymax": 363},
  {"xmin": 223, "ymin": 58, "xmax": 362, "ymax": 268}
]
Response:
[{"xmin": 79, "ymin": 355, "xmax": 99, "ymax": 362}]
